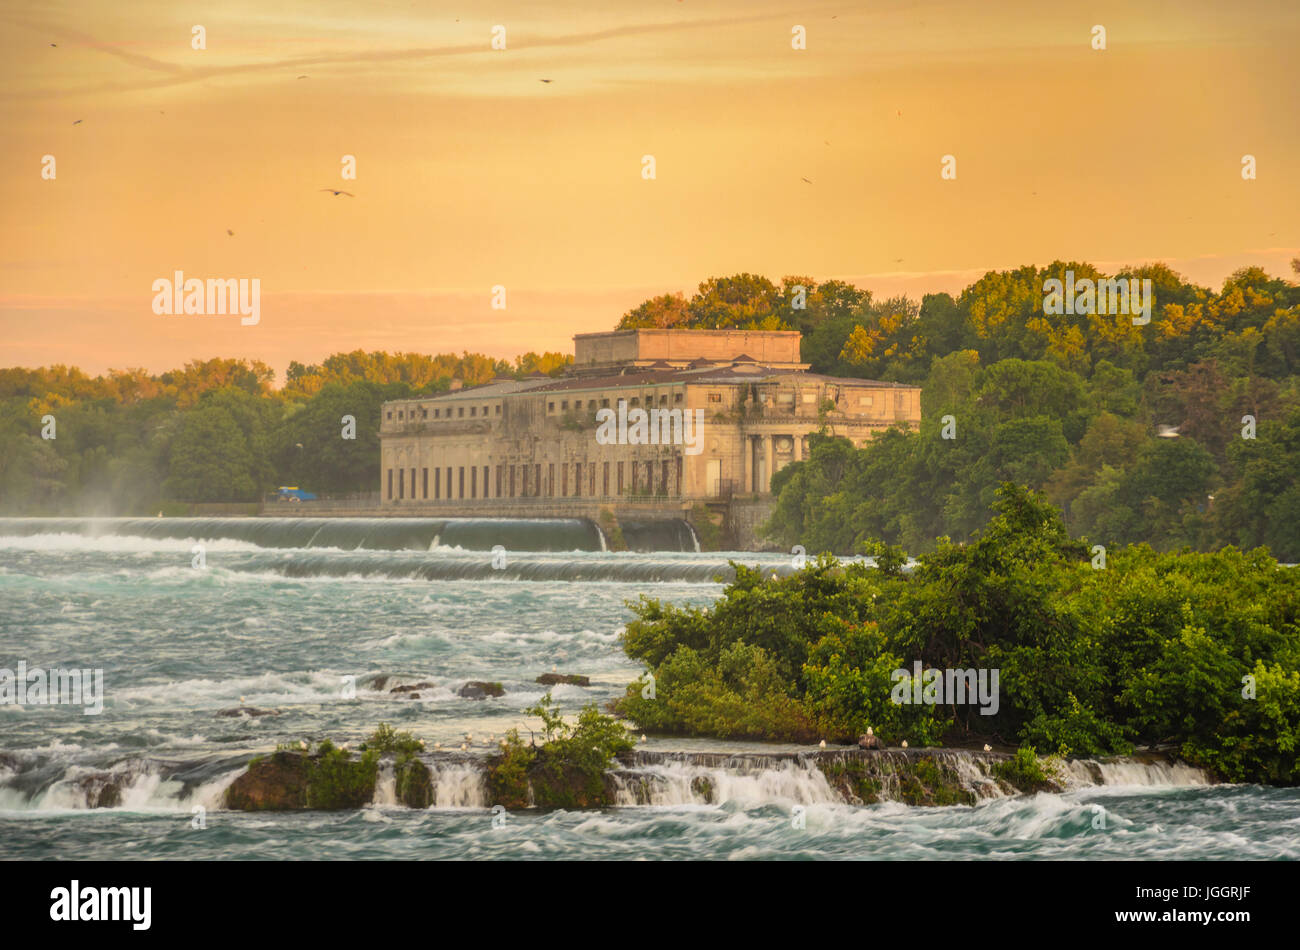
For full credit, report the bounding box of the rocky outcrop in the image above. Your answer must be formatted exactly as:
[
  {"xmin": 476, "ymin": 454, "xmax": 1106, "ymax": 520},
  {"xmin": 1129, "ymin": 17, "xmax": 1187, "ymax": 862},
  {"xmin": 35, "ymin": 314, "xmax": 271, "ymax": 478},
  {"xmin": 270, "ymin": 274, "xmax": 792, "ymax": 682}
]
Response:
[
  {"xmin": 224, "ymin": 752, "xmax": 313, "ymax": 810},
  {"xmin": 216, "ymin": 706, "xmax": 280, "ymax": 718},
  {"xmin": 390, "ymin": 682, "xmax": 435, "ymax": 694},
  {"xmin": 77, "ymin": 773, "xmax": 122, "ymax": 809},
  {"xmin": 459, "ymin": 681, "xmax": 505, "ymax": 699},
  {"xmin": 536, "ymin": 673, "xmax": 590, "ymax": 687}
]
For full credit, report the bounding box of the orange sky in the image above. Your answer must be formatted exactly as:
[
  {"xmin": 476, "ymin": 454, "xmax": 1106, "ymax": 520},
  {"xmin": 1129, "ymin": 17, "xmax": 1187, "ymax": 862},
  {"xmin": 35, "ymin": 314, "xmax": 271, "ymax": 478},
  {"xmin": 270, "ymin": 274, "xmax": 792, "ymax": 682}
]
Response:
[{"xmin": 2, "ymin": 0, "xmax": 1297, "ymax": 380}]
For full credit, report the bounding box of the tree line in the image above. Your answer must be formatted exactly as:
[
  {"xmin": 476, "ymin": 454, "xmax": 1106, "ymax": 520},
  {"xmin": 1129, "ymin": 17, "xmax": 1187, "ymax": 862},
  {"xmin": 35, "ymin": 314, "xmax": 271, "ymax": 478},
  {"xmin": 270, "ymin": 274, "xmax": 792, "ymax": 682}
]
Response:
[{"xmin": 0, "ymin": 350, "xmax": 569, "ymax": 512}]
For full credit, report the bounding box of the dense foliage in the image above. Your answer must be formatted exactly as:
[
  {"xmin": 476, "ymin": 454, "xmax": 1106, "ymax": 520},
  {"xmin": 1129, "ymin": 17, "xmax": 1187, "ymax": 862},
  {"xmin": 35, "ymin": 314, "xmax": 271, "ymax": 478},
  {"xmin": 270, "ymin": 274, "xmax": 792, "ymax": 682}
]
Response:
[
  {"xmin": 0, "ymin": 350, "xmax": 570, "ymax": 512},
  {"xmin": 750, "ymin": 262, "xmax": 1300, "ymax": 560},
  {"xmin": 617, "ymin": 485, "xmax": 1300, "ymax": 786}
]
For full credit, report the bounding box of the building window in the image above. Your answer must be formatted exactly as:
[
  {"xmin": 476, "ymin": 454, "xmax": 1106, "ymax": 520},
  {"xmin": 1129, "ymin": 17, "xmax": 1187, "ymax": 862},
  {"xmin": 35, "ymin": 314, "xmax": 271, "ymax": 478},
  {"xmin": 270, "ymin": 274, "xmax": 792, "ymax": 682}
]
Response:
[
  {"xmin": 573, "ymin": 462, "xmax": 581, "ymax": 497},
  {"xmin": 435, "ymin": 467, "xmax": 441, "ymax": 499},
  {"xmin": 422, "ymin": 468, "xmax": 428, "ymax": 499},
  {"xmin": 434, "ymin": 409, "xmax": 440, "ymax": 418},
  {"xmin": 458, "ymin": 407, "xmax": 464, "ymax": 418},
  {"xmin": 661, "ymin": 459, "xmax": 670, "ymax": 495},
  {"xmin": 602, "ymin": 461, "xmax": 609, "ymax": 496},
  {"xmin": 387, "ymin": 469, "xmax": 393, "ymax": 499},
  {"xmin": 659, "ymin": 395, "xmax": 667, "ymax": 406},
  {"xmin": 676, "ymin": 456, "xmax": 683, "ymax": 495},
  {"xmin": 397, "ymin": 410, "xmax": 404, "ymax": 420},
  {"xmin": 707, "ymin": 393, "xmax": 721, "ymax": 403},
  {"xmin": 562, "ymin": 464, "xmax": 569, "ymax": 496},
  {"xmin": 589, "ymin": 463, "xmax": 595, "ymax": 496},
  {"xmin": 574, "ymin": 400, "xmax": 582, "ymax": 409},
  {"xmin": 471, "ymin": 466, "xmax": 477, "ymax": 498},
  {"xmin": 410, "ymin": 469, "xmax": 416, "ymax": 500},
  {"xmin": 482, "ymin": 406, "xmax": 488, "ymax": 416},
  {"xmin": 458, "ymin": 467, "xmax": 465, "ymax": 498},
  {"xmin": 386, "ymin": 411, "xmax": 392, "ymax": 420},
  {"xmin": 561, "ymin": 400, "xmax": 568, "ymax": 410},
  {"xmin": 446, "ymin": 467, "xmax": 452, "ymax": 499},
  {"xmin": 398, "ymin": 468, "xmax": 405, "ymax": 499},
  {"xmin": 601, "ymin": 399, "xmax": 610, "ymax": 409},
  {"xmin": 483, "ymin": 466, "xmax": 489, "ymax": 498},
  {"xmin": 495, "ymin": 405, "xmax": 501, "ymax": 415},
  {"xmin": 534, "ymin": 464, "xmax": 541, "ymax": 497},
  {"xmin": 470, "ymin": 407, "xmax": 477, "ymax": 417},
  {"xmin": 629, "ymin": 397, "xmax": 639, "ymax": 407},
  {"xmin": 617, "ymin": 461, "xmax": 624, "ymax": 494},
  {"xmin": 674, "ymin": 393, "xmax": 683, "ymax": 404},
  {"xmin": 548, "ymin": 402, "xmax": 555, "ymax": 412},
  {"xmin": 548, "ymin": 463, "xmax": 555, "ymax": 497}
]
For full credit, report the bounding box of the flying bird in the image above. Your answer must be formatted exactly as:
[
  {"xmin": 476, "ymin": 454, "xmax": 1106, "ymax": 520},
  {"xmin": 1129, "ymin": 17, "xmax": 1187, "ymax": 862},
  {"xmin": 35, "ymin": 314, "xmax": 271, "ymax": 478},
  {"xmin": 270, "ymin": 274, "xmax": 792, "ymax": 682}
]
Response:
[
  {"xmin": 226, "ymin": 229, "xmax": 234, "ymax": 237},
  {"xmin": 72, "ymin": 119, "xmax": 83, "ymax": 125},
  {"xmin": 800, "ymin": 177, "xmax": 813, "ymax": 184},
  {"xmin": 297, "ymin": 75, "xmax": 309, "ymax": 79},
  {"xmin": 539, "ymin": 79, "xmax": 553, "ymax": 83},
  {"xmin": 319, "ymin": 188, "xmax": 354, "ymax": 197}
]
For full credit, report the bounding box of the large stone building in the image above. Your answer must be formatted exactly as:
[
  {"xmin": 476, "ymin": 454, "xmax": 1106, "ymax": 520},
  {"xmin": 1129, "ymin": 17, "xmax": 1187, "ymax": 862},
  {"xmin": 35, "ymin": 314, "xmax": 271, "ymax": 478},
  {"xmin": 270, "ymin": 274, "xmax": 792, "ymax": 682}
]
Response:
[{"xmin": 379, "ymin": 329, "xmax": 921, "ymax": 514}]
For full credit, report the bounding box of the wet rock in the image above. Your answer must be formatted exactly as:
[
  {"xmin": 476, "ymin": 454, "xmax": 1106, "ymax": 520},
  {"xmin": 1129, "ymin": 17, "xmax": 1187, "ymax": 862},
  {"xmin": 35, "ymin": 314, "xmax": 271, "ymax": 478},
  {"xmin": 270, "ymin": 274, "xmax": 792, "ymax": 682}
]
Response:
[
  {"xmin": 225, "ymin": 752, "xmax": 312, "ymax": 810},
  {"xmin": 77, "ymin": 773, "xmax": 122, "ymax": 809},
  {"xmin": 369, "ymin": 675, "xmax": 391, "ymax": 691},
  {"xmin": 215, "ymin": 706, "xmax": 281, "ymax": 718},
  {"xmin": 536, "ymin": 673, "xmax": 590, "ymax": 687},
  {"xmin": 390, "ymin": 682, "xmax": 435, "ymax": 694},
  {"xmin": 458, "ymin": 681, "xmax": 505, "ymax": 699},
  {"xmin": 395, "ymin": 759, "xmax": 433, "ymax": 808},
  {"xmin": 858, "ymin": 732, "xmax": 884, "ymax": 750}
]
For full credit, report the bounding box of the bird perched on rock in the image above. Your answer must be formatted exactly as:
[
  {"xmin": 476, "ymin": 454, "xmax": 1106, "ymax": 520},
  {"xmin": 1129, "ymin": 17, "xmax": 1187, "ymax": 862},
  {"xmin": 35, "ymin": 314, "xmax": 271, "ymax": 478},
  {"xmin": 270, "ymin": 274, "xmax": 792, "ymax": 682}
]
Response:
[
  {"xmin": 901, "ymin": 740, "xmax": 909, "ymax": 749},
  {"xmin": 858, "ymin": 727, "xmax": 883, "ymax": 750},
  {"xmin": 298, "ymin": 740, "xmax": 308, "ymax": 751},
  {"xmin": 434, "ymin": 742, "xmax": 442, "ymax": 750},
  {"xmin": 459, "ymin": 743, "xmax": 468, "ymax": 751},
  {"xmin": 640, "ymin": 734, "xmax": 647, "ymax": 743},
  {"xmin": 983, "ymin": 743, "xmax": 992, "ymax": 752},
  {"xmin": 239, "ymin": 696, "xmax": 245, "ymax": 705},
  {"xmin": 818, "ymin": 739, "xmax": 826, "ymax": 749}
]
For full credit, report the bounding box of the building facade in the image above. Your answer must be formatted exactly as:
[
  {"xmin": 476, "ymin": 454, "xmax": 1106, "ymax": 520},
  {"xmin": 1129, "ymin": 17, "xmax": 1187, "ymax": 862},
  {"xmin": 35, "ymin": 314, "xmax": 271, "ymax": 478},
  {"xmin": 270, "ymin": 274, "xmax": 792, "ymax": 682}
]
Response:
[{"xmin": 379, "ymin": 329, "xmax": 921, "ymax": 510}]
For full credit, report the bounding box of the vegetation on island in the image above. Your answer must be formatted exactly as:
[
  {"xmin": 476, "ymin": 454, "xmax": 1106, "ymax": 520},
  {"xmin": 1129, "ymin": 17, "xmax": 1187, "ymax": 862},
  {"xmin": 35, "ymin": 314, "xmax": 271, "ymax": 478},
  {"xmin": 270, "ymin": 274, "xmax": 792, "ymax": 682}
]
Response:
[
  {"xmin": 616, "ymin": 484, "xmax": 1300, "ymax": 786},
  {"xmin": 486, "ymin": 692, "xmax": 635, "ymax": 809}
]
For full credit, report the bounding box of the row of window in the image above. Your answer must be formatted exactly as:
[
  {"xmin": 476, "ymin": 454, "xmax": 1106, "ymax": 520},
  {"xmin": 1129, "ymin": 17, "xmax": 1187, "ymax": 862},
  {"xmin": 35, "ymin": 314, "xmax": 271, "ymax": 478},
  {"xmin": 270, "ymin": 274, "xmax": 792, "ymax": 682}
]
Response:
[
  {"xmin": 386, "ymin": 458, "xmax": 685, "ymax": 501},
  {"xmin": 387, "ymin": 403, "xmax": 501, "ymax": 422},
  {"xmin": 546, "ymin": 392, "xmax": 686, "ymax": 413}
]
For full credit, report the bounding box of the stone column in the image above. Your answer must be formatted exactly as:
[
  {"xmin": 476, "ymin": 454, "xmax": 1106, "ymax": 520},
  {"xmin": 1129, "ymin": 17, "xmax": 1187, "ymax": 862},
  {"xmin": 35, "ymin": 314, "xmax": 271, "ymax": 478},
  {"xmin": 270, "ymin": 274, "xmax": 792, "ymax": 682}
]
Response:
[
  {"xmin": 763, "ymin": 435, "xmax": 775, "ymax": 493},
  {"xmin": 792, "ymin": 434, "xmax": 802, "ymax": 462},
  {"xmin": 742, "ymin": 436, "xmax": 752, "ymax": 493}
]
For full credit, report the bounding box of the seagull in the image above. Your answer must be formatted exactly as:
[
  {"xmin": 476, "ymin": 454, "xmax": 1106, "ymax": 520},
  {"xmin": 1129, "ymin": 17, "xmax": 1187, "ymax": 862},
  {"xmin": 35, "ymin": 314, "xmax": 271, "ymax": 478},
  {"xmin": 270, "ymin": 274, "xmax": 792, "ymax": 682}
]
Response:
[
  {"xmin": 226, "ymin": 229, "xmax": 234, "ymax": 237},
  {"xmin": 539, "ymin": 79, "xmax": 553, "ymax": 83},
  {"xmin": 434, "ymin": 742, "xmax": 442, "ymax": 750},
  {"xmin": 50, "ymin": 43, "xmax": 57, "ymax": 47},
  {"xmin": 900, "ymin": 739, "xmax": 909, "ymax": 749},
  {"xmin": 319, "ymin": 188, "xmax": 354, "ymax": 197},
  {"xmin": 983, "ymin": 744, "xmax": 992, "ymax": 752},
  {"xmin": 818, "ymin": 739, "xmax": 826, "ymax": 749},
  {"xmin": 72, "ymin": 119, "xmax": 83, "ymax": 125},
  {"xmin": 298, "ymin": 740, "xmax": 308, "ymax": 751},
  {"xmin": 459, "ymin": 743, "xmax": 468, "ymax": 751},
  {"xmin": 297, "ymin": 75, "xmax": 309, "ymax": 79},
  {"xmin": 465, "ymin": 733, "xmax": 472, "ymax": 741},
  {"xmin": 800, "ymin": 177, "xmax": 812, "ymax": 184},
  {"xmin": 239, "ymin": 696, "xmax": 245, "ymax": 705},
  {"xmin": 640, "ymin": 734, "xmax": 647, "ymax": 743}
]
